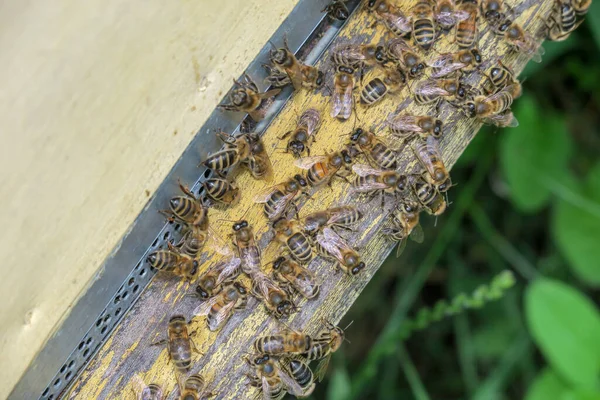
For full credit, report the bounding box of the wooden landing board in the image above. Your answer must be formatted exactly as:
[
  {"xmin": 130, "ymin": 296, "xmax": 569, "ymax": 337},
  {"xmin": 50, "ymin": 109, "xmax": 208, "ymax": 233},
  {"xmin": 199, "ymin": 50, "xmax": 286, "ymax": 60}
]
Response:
[
  {"xmin": 0, "ymin": 1, "xmax": 300, "ymax": 398},
  {"xmin": 67, "ymin": 0, "xmax": 550, "ymax": 399}
]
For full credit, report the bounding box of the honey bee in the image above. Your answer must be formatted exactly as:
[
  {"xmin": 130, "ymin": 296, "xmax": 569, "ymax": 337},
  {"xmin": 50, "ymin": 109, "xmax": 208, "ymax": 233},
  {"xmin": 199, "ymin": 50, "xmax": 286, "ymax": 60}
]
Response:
[
  {"xmin": 315, "ymin": 227, "xmax": 365, "ymax": 275},
  {"xmin": 411, "ymin": 0, "xmax": 437, "ymax": 50},
  {"xmin": 481, "ymin": 110, "xmax": 520, "ymax": 127},
  {"xmin": 218, "ymin": 73, "xmax": 281, "ymax": 121},
  {"xmin": 366, "ymin": 0, "xmax": 412, "ymax": 36},
  {"xmin": 264, "ymin": 63, "xmax": 324, "ymax": 90},
  {"xmin": 384, "ymin": 38, "xmax": 426, "ymax": 79},
  {"xmin": 201, "ymin": 131, "xmax": 252, "ymax": 174},
  {"xmin": 331, "ymin": 65, "xmax": 355, "ymax": 121},
  {"xmin": 295, "ymin": 149, "xmax": 354, "ymax": 188},
  {"xmin": 463, "ymin": 84, "xmax": 520, "ymax": 122},
  {"xmin": 381, "ymin": 201, "xmax": 424, "ymax": 256},
  {"xmin": 230, "ymin": 219, "xmax": 263, "ymax": 275},
  {"xmin": 414, "ymin": 78, "xmax": 469, "ymax": 107},
  {"xmin": 271, "ymin": 255, "xmax": 320, "ymax": 299},
  {"xmin": 245, "ymin": 132, "xmax": 274, "ymax": 182},
  {"xmin": 427, "ymin": 49, "xmax": 482, "ymax": 78},
  {"xmin": 302, "ymin": 205, "xmax": 364, "ymax": 237},
  {"xmin": 251, "ymin": 270, "xmax": 295, "ymax": 318},
  {"xmin": 161, "ymin": 182, "xmax": 209, "ymax": 228},
  {"xmin": 481, "ymin": 59, "xmax": 521, "ymax": 95},
  {"xmin": 493, "ymin": 17, "xmax": 545, "ymax": 62},
  {"xmin": 272, "ymin": 218, "xmax": 314, "ymax": 264},
  {"xmin": 193, "ymin": 281, "xmax": 248, "ymax": 331},
  {"xmin": 545, "ymin": 0, "xmax": 584, "ymax": 41},
  {"xmin": 280, "ymin": 108, "xmax": 321, "ymax": 158},
  {"xmin": 480, "ymin": 0, "xmax": 505, "ymax": 25},
  {"xmin": 254, "ymin": 328, "xmax": 313, "ymax": 355},
  {"xmin": 152, "ymin": 315, "xmax": 200, "ymax": 374},
  {"xmin": 146, "ymin": 242, "xmax": 199, "ymax": 280},
  {"xmin": 174, "ymin": 225, "xmax": 211, "ymax": 259},
  {"xmin": 360, "ymin": 68, "xmax": 406, "ymax": 106},
  {"xmin": 178, "ymin": 374, "xmax": 213, "ymax": 400},
  {"xmin": 331, "ymin": 43, "xmax": 388, "ymax": 69},
  {"xmin": 131, "ymin": 375, "xmax": 165, "ymax": 400},
  {"xmin": 349, "ymin": 128, "xmax": 398, "ymax": 169},
  {"xmin": 409, "ymin": 174, "xmax": 447, "ymax": 215},
  {"xmin": 195, "ymin": 257, "xmax": 242, "ymax": 299},
  {"xmin": 351, "ymin": 164, "xmax": 410, "ymax": 206},
  {"xmin": 246, "ymin": 355, "xmax": 314, "ymax": 399},
  {"xmin": 455, "ymin": 0, "xmax": 479, "ymax": 49},
  {"xmin": 302, "ymin": 320, "xmax": 347, "ymax": 381},
  {"xmin": 323, "ymin": 0, "xmax": 350, "ymax": 21},
  {"xmin": 202, "ymin": 177, "xmax": 240, "ymax": 206},
  {"xmin": 388, "ymin": 114, "xmax": 444, "ymax": 140},
  {"xmin": 435, "ymin": 0, "xmax": 470, "ymax": 31},
  {"xmin": 269, "ymin": 36, "xmax": 324, "ymax": 90},
  {"xmin": 413, "ymin": 136, "xmax": 452, "ymax": 192},
  {"xmin": 254, "ymin": 174, "xmax": 310, "ymax": 220}
]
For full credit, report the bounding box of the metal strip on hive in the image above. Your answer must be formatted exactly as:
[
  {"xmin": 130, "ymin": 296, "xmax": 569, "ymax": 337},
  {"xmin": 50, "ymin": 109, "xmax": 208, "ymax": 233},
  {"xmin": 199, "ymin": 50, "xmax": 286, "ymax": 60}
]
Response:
[{"xmin": 8, "ymin": 0, "xmax": 362, "ymax": 399}]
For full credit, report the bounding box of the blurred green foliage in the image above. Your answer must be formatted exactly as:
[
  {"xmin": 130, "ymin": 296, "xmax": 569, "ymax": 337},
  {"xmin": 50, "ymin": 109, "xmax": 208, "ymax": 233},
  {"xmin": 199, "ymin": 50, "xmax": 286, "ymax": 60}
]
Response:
[{"xmin": 310, "ymin": 9, "xmax": 600, "ymax": 400}]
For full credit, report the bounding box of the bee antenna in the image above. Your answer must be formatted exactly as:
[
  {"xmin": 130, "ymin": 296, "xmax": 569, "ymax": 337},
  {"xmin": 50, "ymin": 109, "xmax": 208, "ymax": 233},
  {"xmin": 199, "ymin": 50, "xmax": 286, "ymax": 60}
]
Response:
[
  {"xmin": 343, "ymin": 320, "xmax": 354, "ymax": 330},
  {"xmin": 267, "ymin": 40, "xmax": 277, "ymax": 50},
  {"xmin": 343, "ymin": 337, "xmax": 352, "ymax": 344}
]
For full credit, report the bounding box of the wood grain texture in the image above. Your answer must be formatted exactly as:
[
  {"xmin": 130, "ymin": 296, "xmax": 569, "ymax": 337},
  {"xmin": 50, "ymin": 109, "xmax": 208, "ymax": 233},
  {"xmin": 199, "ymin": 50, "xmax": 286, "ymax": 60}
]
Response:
[
  {"xmin": 67, "ymin": 0, "xmax": 550, "ymax": 399},
  {"xmin": 0, "ymin": 1, "xmax": 299, "ymax": 398}
]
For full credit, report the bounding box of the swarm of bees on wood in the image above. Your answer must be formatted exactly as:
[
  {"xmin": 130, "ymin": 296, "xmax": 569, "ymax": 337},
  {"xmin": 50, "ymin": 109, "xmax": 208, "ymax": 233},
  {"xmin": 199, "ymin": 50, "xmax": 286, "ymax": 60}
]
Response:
[{"xmin": 130, "ymin": 0, "xmax": 588, "ymax": 398}]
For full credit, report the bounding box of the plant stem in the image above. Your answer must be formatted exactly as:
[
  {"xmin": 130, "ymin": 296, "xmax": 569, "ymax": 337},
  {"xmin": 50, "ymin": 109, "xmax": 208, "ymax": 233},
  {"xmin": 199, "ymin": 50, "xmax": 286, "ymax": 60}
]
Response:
[
  {"xmin": 469, "ymin": 204, "xmax": 539, "ymax": 280},
  {"xmin": 398, "ymin": 344, "xmax": 431, "ymax": 400}
]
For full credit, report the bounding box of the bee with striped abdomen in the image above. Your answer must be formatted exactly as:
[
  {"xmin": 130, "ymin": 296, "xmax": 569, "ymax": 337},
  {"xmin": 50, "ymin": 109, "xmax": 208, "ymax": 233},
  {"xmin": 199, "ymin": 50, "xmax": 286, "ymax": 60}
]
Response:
[
  {"xmin": 414, "ymin": 77, "xmax": 469, "ymax": 108},
  {"xmin": 381, "ymin": 201, "xmax": 424, "ymax": 257},
  {"xmin": 409, "ymin": 174, "xmax": 447, "ymax": 216},
  {"xmin": 331, "ymin": 65, "xmax": 355, "ymax": 120},
  {"xmin": 455, "ymin": 0, "xmax": 479, "ymax": 49},
  {"xmin": 202, "ymin": 177, "xmax": 240, "ymax": 206},
  {"xmin": 427, "ymin": 49, "xmax": 482, "ymax": 78},
  {"xmin": 269, "ymin": 36, "xmax": 323, "ymax": 90},
  {"xmin": 254, "ymin": 328, "xmax": 313, "ymax": 356},
  {"xmin": 492, "ymin": 17, "xmax": 545, "ymax": 62},
  {"xmin": 302, "ymin": 320, "xmax": 347, "ymax": 381},
  {"xmin": 481, "ymin": 59, "xmax": 521, "ymax": 95},
  {"xmin": 366, "ymin": 0, "xmax": 412, "ymax": 36},
  {"xmin": 545, "ymin": 0, "xmax": 584, "ymax": 41},
  {"xmin": 161, "ymin": 181, "xmax": 208, "ymax": 228},
  {"xmin": 177, "ymin": 374, "xmax": 213, "ymax": 400},
  {"xmin": 218, "ymin": 73, "xmax": 281, "ymax": 121},
  {"xmin": 463, "ymin": 84, "xmax": 520, "ymax": 124},
  {"xmin": 195, "ymin": 256, "xmax": 242, "ymax": 299},
  {"xmin": 349, "ymin": 128, "xmax": 398, "ymax": 170},
  {"xmin": 480, "ymin": 0, "xmax": 505, "ymax": 25},
  {"xmin": 384, "ymin": 38, "xmax": 426, "ymax": 79},
  {"xmin": 251, "ymin": 270, "xmax": 295, "ymax": 318},
  {"xmin": 193, "ymin": 281, "xmax": 247, "ymax": 331},
  {"xmin": 388, "ymin": 114, "xmax": 444, "ymax": 140},
  {"xmin": 351, "ymin": 164, "xmax": 410, "ymax": 207},
  {"xmin": 271, "ymin": 255, "xmax": 320, "ymax": 299},
  {"xmin": 246, "ymin": 354, "xmax": 315, "ymax": 399},
  {"xmin": 295, "ymin": 149, "xmax": 354, "ymax": 188},
  {"xmin": 413, "ymin": 136, "xmax": 452, "ymax": 192},
  {"xmin": 146, "ymin": 242, "xmax": 199, "ymax": 280},
  {"xmin": 410, "ymin": 0, "xmax": 437, "ymax": 50},
  {"xmin": 360, "ymin": 68, "xmax": 406, "ymax": 106},
  {"xmin": 254, "ymin": 174, "xmax": 310, "ymax": 220},
  {"xmin": 315, "ymin": 227, "xmax": 365, "ymax": 275},
  {"xmin": 302, "ymin": 205, "xmax": 364, "ymax": 237},
  {"xmin": 435, "ymin": 0, "xmax": 470, "ymax": 31},
  {"xmin": 272, "ymin": 218, "xmax": 314, "ymax": 264},
  {"xmin": 280, "ymin": 108, "xmax": 321, "ymax": 158},
  {"xmin": 230, "ymin": 219, "xmax": 263, "ymax": 276},
  {"xmin": 331, "ymin": 43, "xmax": 387, "ymax": 69},
  {"xmin": 131, "ymin": 375, "xmax": 165, "ymax": 400},
  {"xmin": 245, "ymin": 132, "xmax": 274, "ymax": 182},
  {"xmin": 152, "ymin": 315, "xmax": 200, "ymax": 375}
]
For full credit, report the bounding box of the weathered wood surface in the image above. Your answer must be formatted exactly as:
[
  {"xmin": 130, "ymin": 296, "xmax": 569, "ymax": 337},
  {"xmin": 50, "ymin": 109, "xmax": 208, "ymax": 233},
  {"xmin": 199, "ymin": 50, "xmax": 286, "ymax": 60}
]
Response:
[
  {"xmin": 0, "ymin": 1, "xmax": 299, "ymax": 397},
  {"xmin": 68, "ymin": 0, "xmax": 550, "ymax": 399}
]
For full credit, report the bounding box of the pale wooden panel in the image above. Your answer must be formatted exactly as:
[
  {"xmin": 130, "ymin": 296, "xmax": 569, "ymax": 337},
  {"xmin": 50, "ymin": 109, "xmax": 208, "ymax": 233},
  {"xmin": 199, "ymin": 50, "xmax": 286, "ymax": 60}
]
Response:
[{"xmin": 0, "ymin": 0, "xmax": 298, "ymax": 397}]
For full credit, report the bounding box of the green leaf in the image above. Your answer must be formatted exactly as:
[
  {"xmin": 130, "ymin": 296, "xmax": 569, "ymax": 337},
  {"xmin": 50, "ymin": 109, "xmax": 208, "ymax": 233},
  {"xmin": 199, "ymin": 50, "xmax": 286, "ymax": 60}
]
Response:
[
  {"xmin": 552, "ymin": 163, "xmax": 600, "ymax": 285},
  {"xmin": 525, "ymin": 279, "xmax": 600, "ymax": 389},
  {"xmin": 562, "ymin": 389, "xmax": 600, "ymax": 400},
  {"xmin": 525, "ymin": 367, "xmax": 569, "ymax": 400},
  {"xmin": 500, "ymin": 95, "xmax": 572, "ymax": 213},
  {"xmin": 327, "ymin": 367, "xmax": 351, "ymax": 400}
]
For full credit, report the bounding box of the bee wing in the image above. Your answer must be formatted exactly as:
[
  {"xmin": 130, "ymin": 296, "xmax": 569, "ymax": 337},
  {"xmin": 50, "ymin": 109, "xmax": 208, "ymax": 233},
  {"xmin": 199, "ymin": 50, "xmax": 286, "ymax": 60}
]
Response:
[
  {"xmin": 287, "ymin": 61, "xmax": 305, "ymax": 90},
  {"xmin": 352, "ymin": 163, "xmax": 384, "ymax": 177},
  {"xmin": 382, "ymin": 11, "xmax": 412, "ymax": 34},
  {"xmin": 215, "ymin": 257, "xmax": 242, "ymax": 286},
  {"xmin": 327, "ymin": 205, "xmax": 359, "ymax": 225},
  {"xmin": 530, "ymin": 43, "xmax": 545, "ymax": 63},
  {"xmin": 294, "ymin": 155, "xmax": 328, "ymax": 169},
  {"xmin": 193, "ymin": 295, "xmax": 220, "ymax": 317},
  {"xmin": 332, "ymin": 83, "xmax": 353, "ymax": 121},
  {"xmin": 302, "ymin": 109, "xmax": 321, "ymax": 136},
  {"xmin": 314, "ymin": 354, "xmax": 332, "ymax": 382},
  {"xmin": 333, "ymin": 44, "xmax": 366, "ymax": 62},
  {"xmin": 395, "ymin": 239, "xmax": 407, "ymax": 258},
  {"xmin": 430, "ymin": 61, "xmax": 467, "ymax": 78},
  {"xmin": 261, "ymin": 376, "xmax": 273, "ymax": 400},
  {"xmin": 253, "ymin": 185, "xmax": 280, "ymax": 203},
  {"xmin": 208, "ymin": 300, "xmax": 237, "ymax": 331},
  {"xmin": 481, "ymin": 112, "xmax": 519, "ymax": 128},
  {"xmin": 389, "ymin": 115, "xmax": 424, "ymax": 133},
  {"xmin": 410, "ymin": 223, "xmax": 425, "ymax": 243},
  {"xmin": 426, "ymin": 53, "xmax": 454, "ymax": 68},
  {"xmin": 291, "ymin": 269, "xmax": 318, "ymax": 298},
  {"xmin": 249, "ymin": 153, "xmax": 274, "ymax": 182},
  {"xmin": 277, "ymin": 363, "xmax": 307, "ymax": 397},
  {"xmin": 415, "ymin": 80, "xmax": 450, "ymax": 97},
  {"xmin": 253, "ymin": 272, "xmax": 278, "ymax": 299}
]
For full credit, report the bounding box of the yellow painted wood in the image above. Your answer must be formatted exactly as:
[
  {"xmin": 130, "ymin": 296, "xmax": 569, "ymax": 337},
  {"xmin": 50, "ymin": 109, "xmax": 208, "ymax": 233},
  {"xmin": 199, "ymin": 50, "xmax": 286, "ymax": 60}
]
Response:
[
  {"xmin": 67, "ymin": 0, "xmax": 552, "ymax": 399},
  {"xmin": 0, "ymin": 1, "xmax": 299, "ymax": 398}
]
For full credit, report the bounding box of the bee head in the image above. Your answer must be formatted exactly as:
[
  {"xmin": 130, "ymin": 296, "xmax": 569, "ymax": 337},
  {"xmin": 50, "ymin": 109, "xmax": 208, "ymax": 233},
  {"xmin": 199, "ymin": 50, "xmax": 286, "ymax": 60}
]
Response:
[
  {"xmin": 234, "ymin": 281, "xmax": 247, "ymax": 295},
  {"xmin": 351, "ymin": 262, "xmax": 366, "ymax": 275},
  {"xmin": 315, "ymin": 70, "xmax": 325, "ymax": 88},
  {"xmin": 433, "ymin": 119, "xmax": 443, "ymax": 137},
  {"xmin": 233, "ymin": 220, "xmax": 249, "ymax": 231},
  {"xmin": 350, "ymin": 128, "xmax": 364, "ymax": 142},
  {"xmin": 289, "ymin": 140, "xmax": 305, "ymax": 157},
  {"xmin": 232, "ymin": 90, "xmax": 248, "ymax": 106},
  {"xmin": 294, "ymin": 174, "xmax": 308, "ymax": 188},
  {"xmin": 465, "ymin": 102, "xmax": 477, "ymax": 118},
  {"xmin": 471, "ymin": 49, "xmax": 482, "ymax": 65},
  {"xmin": 272, "ymin": 256, "xmax": 286, "ymax": 270}
]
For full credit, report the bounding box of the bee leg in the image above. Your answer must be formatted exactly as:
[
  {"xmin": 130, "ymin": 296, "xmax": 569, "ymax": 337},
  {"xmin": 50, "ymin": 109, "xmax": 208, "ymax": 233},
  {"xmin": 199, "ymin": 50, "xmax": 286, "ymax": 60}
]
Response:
[
  {"xmin": 177, "ymin": 180, "xmax": 196, "ymax": 199},
  {"xmin": 243, "ymin": 73, "xmax": 259, "ymax": 92},
  {"xmin": 158, "ymin": 209, "xmax": 176, "ymax": 222},
  {"xmin": 218, "ymin": 104, "xmax": 239, "ymax": 112},
  {"xmin": 190, "ymin": 339, "xmax": 202, "ymax": 355},
  {"xmin": 151, "ymin": 338, "xmax": 167, "ymax": 347}
]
